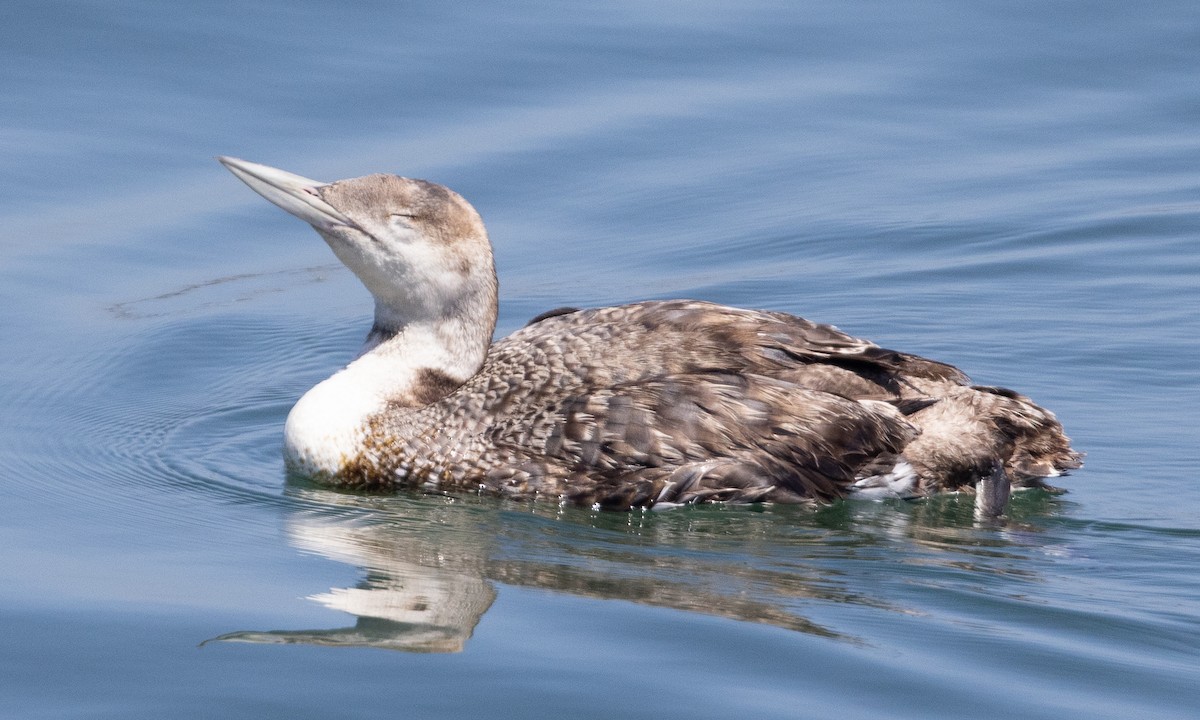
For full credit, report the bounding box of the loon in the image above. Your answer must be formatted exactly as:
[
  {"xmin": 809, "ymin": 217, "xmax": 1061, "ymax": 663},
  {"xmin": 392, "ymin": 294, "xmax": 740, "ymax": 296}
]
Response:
[{"xmin": 218, "ymin": 157, "xmax": 1081, "ymax": 516}]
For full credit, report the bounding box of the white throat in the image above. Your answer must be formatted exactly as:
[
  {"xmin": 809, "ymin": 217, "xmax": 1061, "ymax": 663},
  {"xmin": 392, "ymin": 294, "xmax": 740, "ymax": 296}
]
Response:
[{"xmin": 283, "ymin": 319, "xmax": 486, "ymax": 477}]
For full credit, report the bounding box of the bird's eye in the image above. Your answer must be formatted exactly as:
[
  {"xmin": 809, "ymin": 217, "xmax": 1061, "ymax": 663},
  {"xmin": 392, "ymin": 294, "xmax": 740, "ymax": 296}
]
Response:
[{"xmin": 389, "ymin": 212, "xmax": 417, "ymax": 221}]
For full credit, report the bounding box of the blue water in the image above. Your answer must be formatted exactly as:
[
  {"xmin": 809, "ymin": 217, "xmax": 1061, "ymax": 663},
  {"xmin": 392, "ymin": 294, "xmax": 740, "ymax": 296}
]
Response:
[{"xmin": 3, "ymin": 1, "xmax": 1199, "ymax": 717}]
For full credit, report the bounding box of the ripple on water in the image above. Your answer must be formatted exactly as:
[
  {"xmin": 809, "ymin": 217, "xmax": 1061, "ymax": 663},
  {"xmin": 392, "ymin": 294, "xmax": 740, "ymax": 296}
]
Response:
[{"xmin": 1, "ymin": 267, "xmax": 372, "ymax": 539}]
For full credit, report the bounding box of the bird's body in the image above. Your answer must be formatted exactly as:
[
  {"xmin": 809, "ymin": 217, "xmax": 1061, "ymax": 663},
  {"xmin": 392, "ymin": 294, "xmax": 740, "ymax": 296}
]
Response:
[{"xmin": 219, "ymin": 157, "xmax": 1080, "ymax": 515}]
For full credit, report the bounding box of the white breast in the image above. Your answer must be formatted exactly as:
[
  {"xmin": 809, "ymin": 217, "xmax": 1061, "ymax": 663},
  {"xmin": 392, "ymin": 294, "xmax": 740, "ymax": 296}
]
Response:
[
  {"xmin": 283, "ymin": 323, "xmax": 474, "ymax": 476},
  {"xmin": 284, "ymin": 366, "xmax": 385, "ymax": 476}
]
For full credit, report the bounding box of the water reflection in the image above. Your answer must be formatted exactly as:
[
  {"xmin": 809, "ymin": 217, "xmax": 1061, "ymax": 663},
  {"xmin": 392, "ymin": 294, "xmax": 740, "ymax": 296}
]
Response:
[
  {"xmin": 211, "ymin": 487, "xmax": 1062, "ymax": 653},
  {"xmin": 211, "ymin": 505, "xmax": 497, "ymax": 652}
]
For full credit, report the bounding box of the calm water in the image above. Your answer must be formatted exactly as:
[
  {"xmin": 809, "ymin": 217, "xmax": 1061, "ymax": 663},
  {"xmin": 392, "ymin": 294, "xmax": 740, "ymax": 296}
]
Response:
[{"xmin": 3, "ymin": 1, "xmax": 1199, "ymax": 717}]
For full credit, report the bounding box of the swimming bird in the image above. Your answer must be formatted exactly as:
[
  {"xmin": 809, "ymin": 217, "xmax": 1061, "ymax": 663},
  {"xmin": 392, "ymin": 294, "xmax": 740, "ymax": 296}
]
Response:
[{"xmin": 218, "ymin": 157, "xmax": 1081, "ymax": 516}]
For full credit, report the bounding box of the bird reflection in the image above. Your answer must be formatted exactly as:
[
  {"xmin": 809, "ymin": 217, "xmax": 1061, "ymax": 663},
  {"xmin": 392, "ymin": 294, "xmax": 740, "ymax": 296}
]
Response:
[{"xmin": 209, "ymin": 487, "xmax": 1060, "ymax": 653}]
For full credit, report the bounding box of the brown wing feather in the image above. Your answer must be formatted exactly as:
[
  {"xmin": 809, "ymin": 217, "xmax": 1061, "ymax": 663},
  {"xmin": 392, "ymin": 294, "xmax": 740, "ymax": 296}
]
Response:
[{"xmin": 483, "ymin": 371, "xmax": 919, "ymax": 509}]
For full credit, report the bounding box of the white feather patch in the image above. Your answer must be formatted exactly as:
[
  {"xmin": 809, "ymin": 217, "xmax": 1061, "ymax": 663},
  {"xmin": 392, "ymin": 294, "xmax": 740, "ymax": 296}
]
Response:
[{"xmin": 849, "ymin": 460, "xmax": 919, "ymax": 500}]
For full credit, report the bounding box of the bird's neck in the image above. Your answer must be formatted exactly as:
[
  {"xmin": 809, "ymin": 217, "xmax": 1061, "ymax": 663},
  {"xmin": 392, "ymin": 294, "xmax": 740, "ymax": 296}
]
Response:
[
  {"xmin": 283, "ymin": 308, "xmax": 495, "ymax": 479},
  {"xmin": 357, "ymin": 314, "xmax": 491, "ymax": 402}
]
